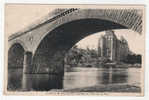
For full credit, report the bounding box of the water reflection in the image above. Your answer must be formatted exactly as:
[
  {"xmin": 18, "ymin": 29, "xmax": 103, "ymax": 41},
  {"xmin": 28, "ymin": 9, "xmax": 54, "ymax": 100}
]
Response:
[
  {"xmin": 7, "ymin": 68, "xmax": 23, "ymax": 91},
  {"xmin": 7, "ymin": 67, "xmax": 140, "ymax": 91},
  {"xmin": 22, "ymin": 74, "xmax": 63, "ymax": 91},
  {"xmin": 101, "ymin": 67, "xmax": 128, "ymax": 84},
  {"xmin": 8, "ymin": 69, "xmax": 63, "ymax": 91}
]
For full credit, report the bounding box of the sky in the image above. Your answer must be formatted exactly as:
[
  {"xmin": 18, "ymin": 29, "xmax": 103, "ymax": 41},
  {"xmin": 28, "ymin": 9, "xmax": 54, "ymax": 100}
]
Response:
[{"xmin": 5, "ymin": 4, "xmax": 144, "ymax": 55}]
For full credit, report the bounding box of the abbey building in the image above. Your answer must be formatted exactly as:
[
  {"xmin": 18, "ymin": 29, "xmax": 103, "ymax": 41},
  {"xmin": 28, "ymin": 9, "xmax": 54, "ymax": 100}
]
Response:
[{"xmin": 98, "ymin": 30, "xmax": 129, "ymax": 61}]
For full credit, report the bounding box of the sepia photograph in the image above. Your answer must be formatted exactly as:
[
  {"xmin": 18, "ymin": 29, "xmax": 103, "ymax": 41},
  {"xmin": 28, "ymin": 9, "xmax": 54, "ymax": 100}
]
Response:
[{"xmin": 4, "ymin": 4, "xmax": 145, "ymax": 96}]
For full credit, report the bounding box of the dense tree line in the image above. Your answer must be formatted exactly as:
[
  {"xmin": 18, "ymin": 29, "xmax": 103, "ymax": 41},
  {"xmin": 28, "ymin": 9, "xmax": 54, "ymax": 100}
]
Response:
[
  {"xmin": 123, "ymin": 54, "xmax": 142, "ymax": 64},
  {"xmin": 65, "ymin": 45, "xmax": 142, "ymax": 66},
  {"xmin": 65, "ymin": 45, "xmax": 98, "ymax": 66}
]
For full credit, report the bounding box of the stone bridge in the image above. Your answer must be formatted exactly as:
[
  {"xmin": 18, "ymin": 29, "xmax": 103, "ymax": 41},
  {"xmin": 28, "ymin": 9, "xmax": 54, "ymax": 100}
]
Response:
[{"xmin": 8, "ymin": 8, "xmax": 143, "ymax": 75}]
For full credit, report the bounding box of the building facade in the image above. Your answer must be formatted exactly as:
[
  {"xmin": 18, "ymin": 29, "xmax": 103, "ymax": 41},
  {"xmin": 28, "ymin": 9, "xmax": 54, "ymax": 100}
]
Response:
[{"xmin": 98, "ymin": 30, "xmax": 129, "ymax": 62}]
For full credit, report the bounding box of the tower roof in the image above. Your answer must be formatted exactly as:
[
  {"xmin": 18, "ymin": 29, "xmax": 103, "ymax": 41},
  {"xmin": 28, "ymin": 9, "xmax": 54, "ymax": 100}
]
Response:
[{"xmin": 104, "ymin": 30, "xmax": 117, "ymax": 39}]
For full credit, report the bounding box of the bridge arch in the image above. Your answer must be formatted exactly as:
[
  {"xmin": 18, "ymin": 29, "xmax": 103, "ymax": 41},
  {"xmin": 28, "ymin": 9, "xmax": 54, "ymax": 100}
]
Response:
[
  {"xmin": 9, "ymin": 39, "xmax": 28, "ymax": 52},
  {"xmin": 32, "ymin": 18, "xmax": 128, "ymax": 74},
  {"xmin": 8, "ymin": 9, "xmax": 142, "ymax": 55},
  {"xmin": 30, "ymin": 9, "xmax": 142, "ymax": 55},
  {"xmin": 8, "ymin": 43, "xmax": 25, "ymax": 68},
  {"xmin": 8, "ymin": 9, "xmax": 143, "ymax": 74}
]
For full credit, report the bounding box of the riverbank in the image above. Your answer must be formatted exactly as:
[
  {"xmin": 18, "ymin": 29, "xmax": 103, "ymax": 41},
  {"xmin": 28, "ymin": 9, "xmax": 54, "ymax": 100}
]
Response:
[
  {"xmin": 65, "ymin": 63, "xmax": 141, "ymax": 68},
  {"xmin": 62, "ymin": 84, "xmax": 141, "ymax": 92}
]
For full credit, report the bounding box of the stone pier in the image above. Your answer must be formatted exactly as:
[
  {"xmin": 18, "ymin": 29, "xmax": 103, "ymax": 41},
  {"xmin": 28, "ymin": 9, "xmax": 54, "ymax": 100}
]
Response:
[{"xmin": 23, "ymin": 51, "xmax": 33, "ymax": 74}]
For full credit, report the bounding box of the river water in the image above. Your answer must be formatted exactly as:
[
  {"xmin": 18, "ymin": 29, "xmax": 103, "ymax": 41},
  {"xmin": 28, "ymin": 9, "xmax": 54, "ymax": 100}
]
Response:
[{"xmin": 7, "ymin": 67, "xmax": 141, "ymax": 91}]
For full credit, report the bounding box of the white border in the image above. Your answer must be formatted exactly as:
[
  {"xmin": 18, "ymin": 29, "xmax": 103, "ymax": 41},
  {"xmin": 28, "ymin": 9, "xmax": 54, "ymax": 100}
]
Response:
[{"xmin": 0, "ymin": 0, "xmax": 149, "ymax": 100}]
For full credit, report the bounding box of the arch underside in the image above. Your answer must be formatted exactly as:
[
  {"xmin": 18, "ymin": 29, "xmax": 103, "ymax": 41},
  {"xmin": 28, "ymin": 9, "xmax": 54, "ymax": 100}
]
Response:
[
  {"xmin": 8, "ymin": 43, "xmax": 25, "ymax": 68},
  {"xmin": 32, "ymin": 18, "xmax": 127, "ymax": 74}
]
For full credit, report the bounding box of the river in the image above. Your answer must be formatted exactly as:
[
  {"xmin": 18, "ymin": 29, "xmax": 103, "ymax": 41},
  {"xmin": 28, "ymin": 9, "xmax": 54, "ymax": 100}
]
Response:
[{"xmin": 7, "ymin": 67, "xmax": 141, "ymax": 92}]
